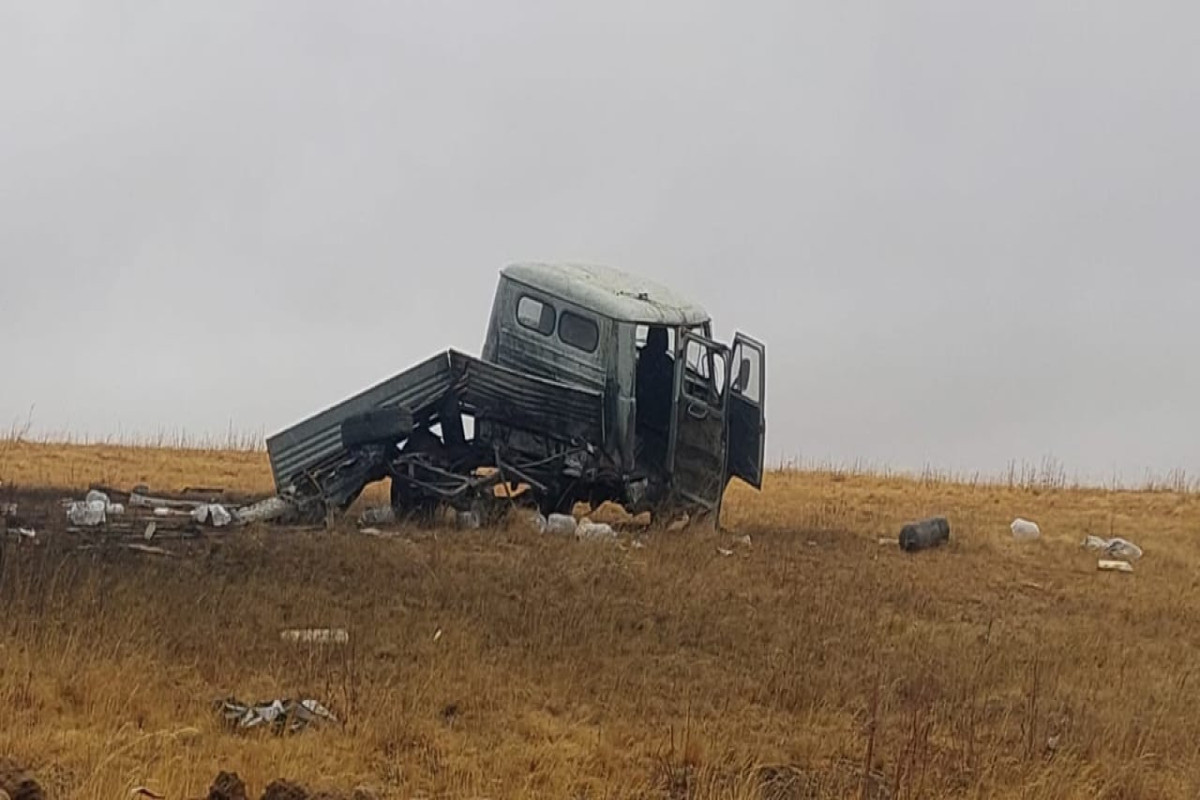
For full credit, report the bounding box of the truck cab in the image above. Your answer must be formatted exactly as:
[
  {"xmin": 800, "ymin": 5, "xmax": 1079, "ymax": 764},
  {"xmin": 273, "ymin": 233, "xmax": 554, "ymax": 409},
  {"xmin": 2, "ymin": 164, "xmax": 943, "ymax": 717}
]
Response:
[{"xmin": 480, "ymin": 263, "xmax": 766, "ymax": 521}]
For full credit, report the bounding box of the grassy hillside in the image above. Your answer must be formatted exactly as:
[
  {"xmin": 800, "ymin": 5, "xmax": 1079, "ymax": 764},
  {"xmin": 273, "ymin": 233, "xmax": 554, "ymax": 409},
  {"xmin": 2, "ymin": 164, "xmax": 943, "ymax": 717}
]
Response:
[{"xmin": 1, "ymin": 444, "xmax": 1197, "ymax": 798}]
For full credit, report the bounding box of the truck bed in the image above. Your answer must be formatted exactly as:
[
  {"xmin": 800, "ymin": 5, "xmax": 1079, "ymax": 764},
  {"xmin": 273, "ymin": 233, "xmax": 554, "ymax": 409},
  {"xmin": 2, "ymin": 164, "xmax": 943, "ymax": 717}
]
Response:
[{"xmin": 266, "ymin": 349, "xmax": 605, "ymax": 494}]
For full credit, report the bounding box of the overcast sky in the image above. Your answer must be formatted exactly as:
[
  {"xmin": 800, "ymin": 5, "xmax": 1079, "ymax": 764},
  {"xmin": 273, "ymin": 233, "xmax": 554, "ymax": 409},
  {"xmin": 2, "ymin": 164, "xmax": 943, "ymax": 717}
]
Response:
[{"xmin": 2, "ymin": 2, "xmax": 1196, "ymax": 483}]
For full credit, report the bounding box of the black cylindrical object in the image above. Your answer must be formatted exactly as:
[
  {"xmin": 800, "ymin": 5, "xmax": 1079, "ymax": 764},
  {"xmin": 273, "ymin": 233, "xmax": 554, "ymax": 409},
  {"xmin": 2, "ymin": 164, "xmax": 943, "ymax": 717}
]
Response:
[{"xmin": 899, "ymin": 516, "xmax": 950, "ymax": 552}]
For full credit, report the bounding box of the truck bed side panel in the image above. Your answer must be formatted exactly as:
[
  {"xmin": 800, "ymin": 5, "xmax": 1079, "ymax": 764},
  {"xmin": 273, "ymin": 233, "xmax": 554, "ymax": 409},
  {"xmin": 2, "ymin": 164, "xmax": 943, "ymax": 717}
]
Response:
[
  {"xmin": 266, "ymin": 350, "xmax": 455, "ymax": 491},
  {"xmin": 266, "ymin": 350, "xmax": 604, "ymax": 493}
]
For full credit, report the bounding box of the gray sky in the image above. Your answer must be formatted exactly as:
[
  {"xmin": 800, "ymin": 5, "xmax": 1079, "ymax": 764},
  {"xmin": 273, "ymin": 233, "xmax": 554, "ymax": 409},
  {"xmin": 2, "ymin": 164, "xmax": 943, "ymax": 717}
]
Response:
[{"xmin": 2, "ymin": 1, "xmax": 1197, "ymax": 484}]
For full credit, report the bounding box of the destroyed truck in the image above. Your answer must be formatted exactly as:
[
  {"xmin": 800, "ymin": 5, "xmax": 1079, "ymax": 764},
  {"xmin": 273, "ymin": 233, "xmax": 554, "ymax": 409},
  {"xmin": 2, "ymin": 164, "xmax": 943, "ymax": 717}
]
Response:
[{"xmin": 265, "ymin": 263, "xmax": 766, "ymax": 527}]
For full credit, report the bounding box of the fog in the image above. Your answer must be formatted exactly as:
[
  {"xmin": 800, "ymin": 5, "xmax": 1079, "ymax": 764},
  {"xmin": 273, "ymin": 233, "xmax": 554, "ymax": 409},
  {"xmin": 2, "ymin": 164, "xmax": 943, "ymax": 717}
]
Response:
[{"xmin": 2, "ymin": 2, "xmax": 1197, "ymax": 484}]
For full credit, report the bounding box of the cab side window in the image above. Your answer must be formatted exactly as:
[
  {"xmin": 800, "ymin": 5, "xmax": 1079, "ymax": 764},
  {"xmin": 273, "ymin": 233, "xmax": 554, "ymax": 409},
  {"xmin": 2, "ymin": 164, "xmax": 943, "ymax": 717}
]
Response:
[
  {"xmin": 516, "ymin": 295, "xmax": 555, "ymax": 336},
  {"xmin": 558, "ymin": 310, "xmax": 599, "ymax": 353}
]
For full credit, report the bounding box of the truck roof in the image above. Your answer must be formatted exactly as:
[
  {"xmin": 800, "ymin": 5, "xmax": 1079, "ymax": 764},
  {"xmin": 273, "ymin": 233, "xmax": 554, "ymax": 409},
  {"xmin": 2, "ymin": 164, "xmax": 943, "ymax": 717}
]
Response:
[{"xmin": 501, "ymin": 262, "xmax": 710, "ymax": 327}]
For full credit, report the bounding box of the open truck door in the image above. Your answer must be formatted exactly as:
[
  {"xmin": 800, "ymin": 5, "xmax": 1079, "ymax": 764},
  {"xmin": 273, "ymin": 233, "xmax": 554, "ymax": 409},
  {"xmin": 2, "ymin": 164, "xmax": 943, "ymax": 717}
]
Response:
[
  {"xmin": 667, "ymin": 331, "xmax": 730, "ymax": 517},
  {"xmin": 726, "ymin": 333, "xmax": 766, "ymax": 489}
]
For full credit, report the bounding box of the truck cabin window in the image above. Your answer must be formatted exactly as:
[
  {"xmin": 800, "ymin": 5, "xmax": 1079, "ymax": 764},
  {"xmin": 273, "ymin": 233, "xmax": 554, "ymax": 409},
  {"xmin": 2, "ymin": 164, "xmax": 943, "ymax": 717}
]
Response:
[
  {"xmin": 683, "ymin": 339, "xmax": 725, "ymax": 403},
  {"xmin": 516, "ymin": 295, "xmax": 555, "ymax": 336},
  {"xmin": 558, "ymin": 311, "xmax": 599, "ymax": 353}
]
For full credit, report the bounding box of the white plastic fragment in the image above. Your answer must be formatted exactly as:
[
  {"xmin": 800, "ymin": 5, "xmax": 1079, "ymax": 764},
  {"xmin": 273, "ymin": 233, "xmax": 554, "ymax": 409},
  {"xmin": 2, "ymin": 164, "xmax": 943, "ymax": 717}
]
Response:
[
  {"xmin": 1083, "ymin": 535, "xmax": 1143, "ymax": 561},
  {"xmin": 544, "ymin": 513, "xmax": 578, "ymax": 536},
  {"xmin": 280, "ymin": 628, "xmax": 350, "ymax": 644},
  {"xmin": 1098, "ymin": 559, "xmax": 1134, "ymax": 573},
  {"xmin": 1010, "ymin": 518, "xmax": 1041, "ymax": 540},
  {"xmin": 67, "ymin": 490, "xmax": 126, "ymax": 527},
  {"xmin": 576, "ymin": 518, "xmax": 616, "ymax": 539},
  {"xmin": 236, "ymin": 495, "xmax": 294, "ymax": 524},
  {"xmin": 67, "ymin": 499, "xmax": 107, "ymax": 527},
  {"xmin": 14, "ymin": 528, "xmax": 36, "ymax": 539},
  {"xmin": 191, "ymin": 504, "xmax": 232, "ymax": 527}
]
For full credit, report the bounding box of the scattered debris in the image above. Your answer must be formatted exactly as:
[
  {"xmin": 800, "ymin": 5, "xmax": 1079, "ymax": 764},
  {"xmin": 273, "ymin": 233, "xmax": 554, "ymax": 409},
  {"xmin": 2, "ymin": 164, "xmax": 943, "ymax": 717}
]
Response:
[
  {"xmin": 1, "ymin": 503, "xmax": 16, "ymax": 518},
  {"xmin": 66, "ymin": 496, "xmax": 109, "ymax": 526},
  {"xmin": 216, "ymin": 697, "xmax": 338, "ymax": 734},
  {"xmin": 576, "ymin": 518, "xmax": 616, "ymax": 539},
  {"xmin": 433, "ymin": 627, "xmax": 443, "ymax": 642},
  {"xmin": 143, "ymin": 521, "xmax": 157, "ymax": 540},
  {"xmin": 717, "ymin": 547, "xmax": 735, "ymax": 557},
  {"xmin": 899, "ymin": 516, "xmax": 950, "ymax": 552},
  {"xmin": 280, "ymin": 628, "xmax": 349, "ymax": 645},
  {"xmin": 1083, "ymin": 535, "xmax": 1143, "ymax": 561},
  {"xmin": 357, "ymin": 505, "xmax": 396, "ymax": 527},
  {"xmin": 235, "ymin": 495, "xmax": 295, "ymax": 525},
  {"xmin": 1020, "ymin": 580, "xmax": 1046, "ymax": 591},
  {"xmin": 131, "ymin": 787, "xmax": 165, "ymax": 799},
  {"xmin": 877, "ymin": 537, "xmax": 896, "ymax": 546},
  {"xmin": 12, "ymin": 528, "xmax": 36, "ymax": 540},
  {"xmin": 123, "ymin": 544, "xmax": 175, "ymax": 557},
  {"xmin": 533, "ymin": 512, "xmax": 580, "ymax": 536},
  {"xmin": 1010, "ymin": 517, "xmax": 1041, "ymax": 540},
  {"xmin": 130, "ymin": 490, "xmax": 205, "ymax": 510},
  {"xmin": 192, "ymin": 504, "xmax": 233, "ymax": 528},
  {"xmin": 1098, "ymin": 559, "xmax": 1134, "ymax": 574},
  {"xmin": 733, "ymin": 534, "xmax": 752, "ymax": 548}
]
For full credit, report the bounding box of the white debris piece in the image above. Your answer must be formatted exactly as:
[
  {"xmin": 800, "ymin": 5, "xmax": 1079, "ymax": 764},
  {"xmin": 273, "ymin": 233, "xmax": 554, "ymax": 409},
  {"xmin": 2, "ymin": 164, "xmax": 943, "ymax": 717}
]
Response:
[
  {"xmin": 543, "ymin": 513, "xmax": 578, "ymax": 536},
  {"xmin": 280, "ymin": 628, "xmax": 350, "ymax": 645},
  {"xmin": 1098, "ymin": 559, "xmax": 1134, "ymax": 573},
  {"xmin": 456, "ymin": 510, "xmax": 482, "ymax": 530},
  {"xmin": 358, "ymin": 505, "xmax": 396, "ymax": 527},
  {"xmin": 67, "ymin": 499, "xmax": 108, "ymax": 527},
  {"xmin": 1010, "ymin": 518, "xmax": 1041, "ymax": 540},
  {"xmin": 576, "ymin": 518, "xmax": 616, "ymax": 539},
  {"xmin": 1083, "ymin": 535, "xmax": 1143, "ymax": 561},
  {"xmin": 67, "ymin": 490, "xmax": 126, "ymax": 527},
  {"xmin": 191, "ymin": 504, "xmax": 233, "ymax": 528},
  {"xmin": 14, "ymin": 528, "xmax": 36, "ymax": 539},
  {"xmin": 236, "ymin": 495, "xmax": 294, "ymax": 524}
]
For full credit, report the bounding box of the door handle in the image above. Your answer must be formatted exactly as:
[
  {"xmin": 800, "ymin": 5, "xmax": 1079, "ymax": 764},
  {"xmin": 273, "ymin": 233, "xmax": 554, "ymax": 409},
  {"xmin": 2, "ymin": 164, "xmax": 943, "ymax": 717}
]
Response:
[{"xmin": 686, "ymin": 402, "xmax": 709, "ymax": 420}]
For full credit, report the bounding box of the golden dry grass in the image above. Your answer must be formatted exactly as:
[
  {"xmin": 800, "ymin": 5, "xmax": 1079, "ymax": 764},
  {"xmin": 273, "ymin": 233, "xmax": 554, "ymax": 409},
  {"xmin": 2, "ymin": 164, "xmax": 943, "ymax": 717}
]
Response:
[{"xmin": 2, "ymin": 444, "xmax": 1199, "ymax": 799}]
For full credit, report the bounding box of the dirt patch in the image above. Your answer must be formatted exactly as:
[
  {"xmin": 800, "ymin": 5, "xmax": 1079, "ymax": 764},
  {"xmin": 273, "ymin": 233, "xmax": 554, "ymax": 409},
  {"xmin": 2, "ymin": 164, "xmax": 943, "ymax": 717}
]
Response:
[{"xmin": 0, "ymin": 760, "xmax": 46, "ymax": 800}]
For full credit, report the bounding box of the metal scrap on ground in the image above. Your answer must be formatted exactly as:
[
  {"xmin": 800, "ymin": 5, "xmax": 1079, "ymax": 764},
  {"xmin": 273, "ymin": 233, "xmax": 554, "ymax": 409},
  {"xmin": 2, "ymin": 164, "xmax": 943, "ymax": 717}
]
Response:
[{"xmin": 216, "ymin": 697, "xmax": 338, "ymax": 734}]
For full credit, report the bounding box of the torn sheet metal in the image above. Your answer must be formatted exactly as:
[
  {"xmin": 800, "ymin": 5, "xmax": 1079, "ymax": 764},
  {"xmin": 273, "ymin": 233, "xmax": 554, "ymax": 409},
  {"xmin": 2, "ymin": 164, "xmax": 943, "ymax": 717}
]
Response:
[{"xmin": 216, "ymin": 698, "xmax": 338, "ymax": 734}]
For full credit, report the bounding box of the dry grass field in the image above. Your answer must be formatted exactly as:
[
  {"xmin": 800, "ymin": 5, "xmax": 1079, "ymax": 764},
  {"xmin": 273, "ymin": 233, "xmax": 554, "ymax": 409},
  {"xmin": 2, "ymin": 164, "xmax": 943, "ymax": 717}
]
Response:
[{"xmin": 2, "ymin": 441, "xmax": 1199, "ymax": 799}]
